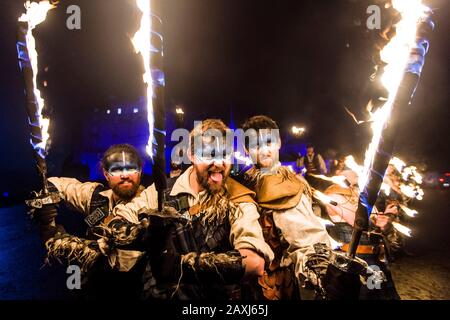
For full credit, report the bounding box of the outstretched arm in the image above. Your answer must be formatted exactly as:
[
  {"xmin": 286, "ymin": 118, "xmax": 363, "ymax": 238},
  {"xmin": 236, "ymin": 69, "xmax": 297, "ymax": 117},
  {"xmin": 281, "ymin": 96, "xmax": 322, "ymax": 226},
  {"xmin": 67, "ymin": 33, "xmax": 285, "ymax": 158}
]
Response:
[
  {"xmin": 229, "ymin": 202, "xmax": 275, "ymax": 273},
  {"xmin": 273, "ymin": 194, "xmax": 331, "ymax": 278}
]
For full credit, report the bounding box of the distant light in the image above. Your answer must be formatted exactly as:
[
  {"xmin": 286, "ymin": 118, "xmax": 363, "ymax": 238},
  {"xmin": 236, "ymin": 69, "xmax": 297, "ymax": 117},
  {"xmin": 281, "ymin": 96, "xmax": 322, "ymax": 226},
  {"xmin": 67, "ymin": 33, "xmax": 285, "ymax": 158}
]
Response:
[
  {"xmin": 176, "ymin": 108, "xmax": 184, "ymax": 114},
  {"xmin": 444, "ymin": 183, "xmax": 450, "ymax": 187},
  {"xmin": 106, "ymin": 109, "xmax": 111, "ymax": 114},
  {"xmin": 43, "ymin": 80, "xmax": 48, "ymax": 87},
  {"xmin": 291, "ymin": 126, "xmax": 305, "ymax": 136},
  {"xmin": 133, "ymin": 108, "xmax": 139, "ymax": 113},
  {"xmin": 117, "ymin": 108, "xmax": 122, "ymax": 115},
  {"xmin": 2, "ymin": 192, "xmax": 8, "ymax": 197}
]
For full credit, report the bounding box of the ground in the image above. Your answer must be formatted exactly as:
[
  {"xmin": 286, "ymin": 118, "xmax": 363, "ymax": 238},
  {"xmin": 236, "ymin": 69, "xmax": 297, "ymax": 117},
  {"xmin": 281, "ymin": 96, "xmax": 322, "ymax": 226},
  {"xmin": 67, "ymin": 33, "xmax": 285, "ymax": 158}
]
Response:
[
  {"xmin": 388, "ymin": 188, "xmax": 450, "ymax": 300},
  {"xmin": 0, "ymin": 189, "xmax": 449, "ymax": 300}
]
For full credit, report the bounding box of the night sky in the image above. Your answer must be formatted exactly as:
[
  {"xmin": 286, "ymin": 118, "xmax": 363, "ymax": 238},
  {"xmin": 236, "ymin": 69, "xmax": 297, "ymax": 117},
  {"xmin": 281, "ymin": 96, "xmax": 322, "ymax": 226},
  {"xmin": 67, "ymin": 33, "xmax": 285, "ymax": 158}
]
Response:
[{"xmin": 0, "ymin": 0, "xmax": 449, "ymax": 197}]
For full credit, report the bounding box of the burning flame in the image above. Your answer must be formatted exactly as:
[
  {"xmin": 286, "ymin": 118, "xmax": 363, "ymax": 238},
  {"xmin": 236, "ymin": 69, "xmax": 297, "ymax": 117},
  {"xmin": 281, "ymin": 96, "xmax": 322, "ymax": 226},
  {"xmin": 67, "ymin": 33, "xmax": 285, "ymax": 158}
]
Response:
[
  {"xmin": 392, "ymin": 221, "xmax": 412, "ymax": 237},
  {"xmin": 131, "ymin": 0, "xmax": 154, "ymax": 157},
  {"xmin": 402, "ymin": 166, "xmax": 423, "ymax": 184},
  {"xmin": 399, "ymin": 204, "xmax": 418, "ymax": 217},
  {"xmin": 359, "ymin": 0, "xmax": 430, "ymax": 191},
  {"xmin": 313, "ymin": 190, "xmax": 338, "ymax": 206},
  {"xmin": 380, "ymin": 182, "xmax": 391, "ymax": 196},
  {"xmin": 345, "ymin": 155, "xmax": 363, "ymax": 176},
  {"xmin": 310, "ymin": 174, "xmax": 350, "ymax": 188},
  {"xmin": 18, "ymin": 1, "xmax": 56, "ymax": 156},
  {"xmin": 400, "ymin": 184, "xmax": 424, "ymax": 200},
  {"xmin": 346, "ymin": 153, "xmax": 424, "ymax": 201},
  {"xmin": 390, "ymin": 157, "xmax": 406, "ymax": 172}
]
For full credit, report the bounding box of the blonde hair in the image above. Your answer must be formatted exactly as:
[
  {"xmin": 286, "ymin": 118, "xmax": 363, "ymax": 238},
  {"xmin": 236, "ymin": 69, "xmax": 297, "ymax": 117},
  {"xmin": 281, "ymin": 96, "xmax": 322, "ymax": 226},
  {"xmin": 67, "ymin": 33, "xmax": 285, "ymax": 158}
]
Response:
[{"xmin": 189, "ymin": 119, "xmax": 229, "ymax": 155}]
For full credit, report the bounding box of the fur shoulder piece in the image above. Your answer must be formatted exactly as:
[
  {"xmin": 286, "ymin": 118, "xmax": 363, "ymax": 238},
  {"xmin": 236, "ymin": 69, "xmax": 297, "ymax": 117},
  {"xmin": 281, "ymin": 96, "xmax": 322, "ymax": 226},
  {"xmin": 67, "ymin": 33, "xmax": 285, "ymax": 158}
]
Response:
[
  {"xmin": 226, "ymin": 177, "xmax": 256, "ymax": 205},
  {"xmin": 256, "ymin": 167, "xmax": 304, "ymax": 210}
]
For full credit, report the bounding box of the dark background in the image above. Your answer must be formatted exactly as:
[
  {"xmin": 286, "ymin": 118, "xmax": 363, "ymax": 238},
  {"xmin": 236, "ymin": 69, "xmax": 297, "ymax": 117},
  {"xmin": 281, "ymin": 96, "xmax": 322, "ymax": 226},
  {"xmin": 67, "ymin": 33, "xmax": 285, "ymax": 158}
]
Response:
[
  {"xmin": 0, "ymin": 0, "xmax": 449, "ymax": 301},
  {"xmin": 0, "ymin": 0, "xmax": 448, "ymax": 199}
]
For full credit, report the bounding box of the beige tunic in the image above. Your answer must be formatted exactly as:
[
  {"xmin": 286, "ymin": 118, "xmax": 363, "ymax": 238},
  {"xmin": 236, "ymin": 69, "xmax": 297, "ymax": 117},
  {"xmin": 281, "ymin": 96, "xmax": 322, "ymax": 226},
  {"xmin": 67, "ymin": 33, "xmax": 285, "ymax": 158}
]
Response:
[
  {"xmin": 245, "ymin": 165, "xmax": 331, "ymax": 278},
  {"xmin": 48, "ymin": 177, "xmax": 158, "ymax": 218},
  {"xmin": 48, "ymin": 177, "xmax": 152, "ymax": 271},
  {"xmin": 113, "ymin": 166, "xmax": 274, "ymax": 264},
  {"xmin": 272, "ymin": 193, "xmax": 332, "ymax": 278}
]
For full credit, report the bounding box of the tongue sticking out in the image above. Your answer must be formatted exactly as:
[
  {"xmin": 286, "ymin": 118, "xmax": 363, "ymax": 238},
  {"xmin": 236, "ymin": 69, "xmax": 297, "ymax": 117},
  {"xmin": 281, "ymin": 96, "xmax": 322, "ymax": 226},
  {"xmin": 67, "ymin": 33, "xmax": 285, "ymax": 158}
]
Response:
[{"xmin": 210, "ymin": 172, "xmax": 223, "ymax": 183}]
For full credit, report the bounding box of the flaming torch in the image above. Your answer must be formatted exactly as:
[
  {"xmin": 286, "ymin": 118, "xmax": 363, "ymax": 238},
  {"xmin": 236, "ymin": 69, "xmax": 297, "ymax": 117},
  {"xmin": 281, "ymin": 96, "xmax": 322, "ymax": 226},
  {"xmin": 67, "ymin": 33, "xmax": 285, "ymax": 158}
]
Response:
[
  {"xmin": 17, "ymin": 1, "xmax": 61, "ymax": 208},
  {"xmin": 347, "ymin": 0, "xmax": 434, "ymax": 258},
  {"xmin": 131, "ymin": 0, "xmax": 166, "ymax": 210}
]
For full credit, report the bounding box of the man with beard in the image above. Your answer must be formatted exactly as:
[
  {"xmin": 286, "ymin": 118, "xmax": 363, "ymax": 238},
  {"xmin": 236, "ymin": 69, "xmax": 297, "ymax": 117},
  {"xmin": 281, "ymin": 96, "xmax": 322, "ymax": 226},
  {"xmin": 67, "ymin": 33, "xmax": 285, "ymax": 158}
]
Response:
[
  {"xmin": 236, "ymin": 115, "xmax": 332, "ymax": 300},
  {"xmin": 32, "ymin": 143, "xmax": 157, "ymax": 299},
  {"xmin": 109, "ymin": 119, "xmax": 274, "ymax": 299}
]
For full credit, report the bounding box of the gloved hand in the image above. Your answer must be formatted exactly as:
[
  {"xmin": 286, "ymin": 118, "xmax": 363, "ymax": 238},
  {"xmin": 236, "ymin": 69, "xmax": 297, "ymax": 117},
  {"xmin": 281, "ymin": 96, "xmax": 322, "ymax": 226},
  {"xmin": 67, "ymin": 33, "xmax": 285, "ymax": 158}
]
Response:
[
  {"xmin": 33, "ymin": 204, "xmax": 58, "ymax": 225},
  {"xmin": 323, "ymin": 263, "xmax": 361, "ymax": 300},
  {"xmin": 32, "ymin": 204, "xmax": 65, "ymax": 243},
  {"xmin": 304, "ymin": 253, "xmax": 329, "ymax": 287},
  {"xmin": 304, "ymin": 244, "xmax": 363, "ymax": 300},
  {"xmin": 181, "ymin": 250, "xmax": 245, "ymax": 284},
  {"xmin": 151, "ymin": 250, "xmax": 245, "ymax": 285},
  {"xmin": 39, "ymin": 224, "xmax": 66, "ymax": 243},
  {"xmin": 103, "ymin": 218, "xmax": 149, "ymax": 249}
]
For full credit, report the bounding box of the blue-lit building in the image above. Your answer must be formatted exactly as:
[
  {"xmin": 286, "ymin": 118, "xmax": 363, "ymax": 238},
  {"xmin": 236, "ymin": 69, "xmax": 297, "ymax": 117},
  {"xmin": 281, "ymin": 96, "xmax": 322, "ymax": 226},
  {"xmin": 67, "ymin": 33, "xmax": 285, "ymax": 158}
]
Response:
[{"xmin": 76, "ymin": 97, "xmax": 153, "ymax": 181}]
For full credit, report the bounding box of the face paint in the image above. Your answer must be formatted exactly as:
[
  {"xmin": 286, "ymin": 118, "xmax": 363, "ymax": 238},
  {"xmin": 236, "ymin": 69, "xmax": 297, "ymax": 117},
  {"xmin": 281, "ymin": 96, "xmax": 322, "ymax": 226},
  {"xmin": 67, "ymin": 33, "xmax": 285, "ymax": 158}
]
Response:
[
  {"xmin": 193, "ymin": 138, "xmax": 232, "ymax": 164},
  {"xmin": 258, "ymin": 129, "xmax": 280, "ymax": 149},
  {"xmin": 108, "ymin": 165, "xmax": 140, "ymax": 177},
  {"xmin": 246, "ymin": 129, "xmax": 280, "ymax": 152},
  {"xmin": 247, "ymin": 129, "xmax": 281, "ymax": 170},
  {"xmin": 105, "ymin": 151, "xmax": 141, "ymax": 176}
]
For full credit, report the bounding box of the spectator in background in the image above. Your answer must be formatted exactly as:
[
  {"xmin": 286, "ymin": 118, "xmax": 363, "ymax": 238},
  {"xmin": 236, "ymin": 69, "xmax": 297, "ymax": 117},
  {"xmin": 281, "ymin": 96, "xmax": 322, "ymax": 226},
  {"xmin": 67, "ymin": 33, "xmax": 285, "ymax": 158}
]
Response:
[{"xmin": 297, "ymin": 144, "xmax": 327, "ymax": 189}]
